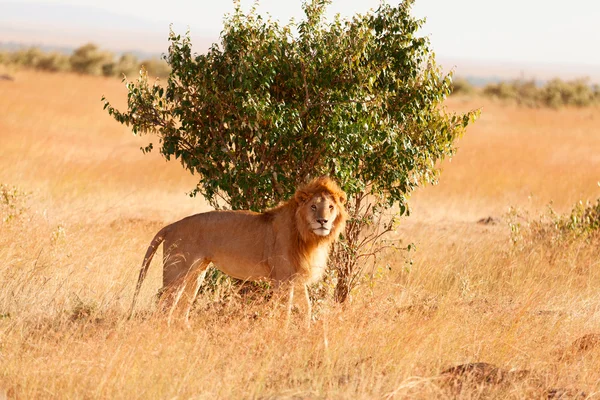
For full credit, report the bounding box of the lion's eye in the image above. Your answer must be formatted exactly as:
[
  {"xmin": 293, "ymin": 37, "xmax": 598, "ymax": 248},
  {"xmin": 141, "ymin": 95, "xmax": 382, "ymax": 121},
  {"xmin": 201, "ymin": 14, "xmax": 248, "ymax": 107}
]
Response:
[
  {"xmin": 311, "ymin": 205, "xmax": 317, "ymax": 211},
  {"xmin": 329, "ymin": 205, "xmax": 334, "ymax": 210}
]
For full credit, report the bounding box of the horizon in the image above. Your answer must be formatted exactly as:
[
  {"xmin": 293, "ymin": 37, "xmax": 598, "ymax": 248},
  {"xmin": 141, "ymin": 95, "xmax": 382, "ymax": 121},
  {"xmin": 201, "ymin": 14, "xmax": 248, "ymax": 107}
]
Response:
[{"xmin": 1, "ymin": 0, "xmax": 599, "ymax": 82}]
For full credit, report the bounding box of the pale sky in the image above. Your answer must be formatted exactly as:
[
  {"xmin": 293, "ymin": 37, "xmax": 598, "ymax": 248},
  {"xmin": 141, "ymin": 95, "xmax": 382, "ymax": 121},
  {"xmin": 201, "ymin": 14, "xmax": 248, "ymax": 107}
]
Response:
[{"xmin": 3, "ymin": 0, "xmax": 600, "ymax": 67}]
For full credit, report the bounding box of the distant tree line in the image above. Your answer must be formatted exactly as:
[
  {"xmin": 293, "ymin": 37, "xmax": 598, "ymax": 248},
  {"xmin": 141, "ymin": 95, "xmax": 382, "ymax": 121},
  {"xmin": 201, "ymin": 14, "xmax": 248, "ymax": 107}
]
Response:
[
  {"xmin": 2, "ymin": 42, "xmax": 598, "ymax": 109},
  {"xmin": 451, "ymin": 76, "xmax": 600, "ymax": 108},
  {"xmin": 0, "ymin": 43, "xmax": 170, "ymax": 78}
]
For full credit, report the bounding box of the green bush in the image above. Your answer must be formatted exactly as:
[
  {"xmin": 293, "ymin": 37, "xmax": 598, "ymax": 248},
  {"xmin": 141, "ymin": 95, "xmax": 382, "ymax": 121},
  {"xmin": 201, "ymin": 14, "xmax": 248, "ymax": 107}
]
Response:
[
  {"xmin": 508, "ymin": 196, "xmax": 600, "ymax": 250},
  {"xmin": 560, "ymin": 199, "xmax": 600, "ymax": 235},
  {"xmin": 104, "ymin": 0, "xmax": 478, "ymax": 302}
]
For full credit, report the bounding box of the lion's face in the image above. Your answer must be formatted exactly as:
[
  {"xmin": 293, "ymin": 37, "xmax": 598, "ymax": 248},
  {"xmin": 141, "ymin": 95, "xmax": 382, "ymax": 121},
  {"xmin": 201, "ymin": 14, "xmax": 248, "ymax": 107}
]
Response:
[
  {"xmin": 303, "ymin": 193, "xmax": 340, "ymax": 237},
  {"xmin": 294, "ymin": 178, "xmax": 347, "ymax": 244}
]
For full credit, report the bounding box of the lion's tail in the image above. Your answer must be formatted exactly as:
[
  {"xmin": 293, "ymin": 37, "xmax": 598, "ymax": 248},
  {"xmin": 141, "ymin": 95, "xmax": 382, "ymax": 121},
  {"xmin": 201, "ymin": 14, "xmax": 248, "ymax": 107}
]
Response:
[{"xmin": 128, "ymin": 225, "xmax": 170, "ymax": 319}]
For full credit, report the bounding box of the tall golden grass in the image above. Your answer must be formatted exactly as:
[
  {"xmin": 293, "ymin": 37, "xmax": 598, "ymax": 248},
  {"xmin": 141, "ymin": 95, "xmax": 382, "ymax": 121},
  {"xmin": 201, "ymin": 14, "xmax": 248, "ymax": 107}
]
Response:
[{"xmin": 1, "ymin": 70, "xmax": 599, "ymax": 398}]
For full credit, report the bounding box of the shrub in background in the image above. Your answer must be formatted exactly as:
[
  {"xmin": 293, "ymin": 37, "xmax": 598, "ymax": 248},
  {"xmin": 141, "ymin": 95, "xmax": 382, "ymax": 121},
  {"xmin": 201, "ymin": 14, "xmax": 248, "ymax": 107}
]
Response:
[
  {"xmin": 140, "ymin": 57, "xmax": 171, "ymax": 78},
  {"xmin": 483, "ymin": 78, "xmax": 600, "ymax": 108},
  {"xmin": 560, "ymin": 198, "xmax": 600, "ymax": 235},
  {"xmin": 0, "ymin": 184, "xmax": 30, "ymax": 223},
  {"xmin": 115, "ymin": 53, "xmax": 140, "ymax": 78},
  {"xmin": 508, "ymin": 194, "xmax": 600, "ymax": 253},
  {"xmin": 0, "ymin": 44, "xmax": 171, "ymax": 79},
  {"xmin": 540, "ymin": 78, "xmax": 597, "ymax": 108},
  {"xmin": 483, "ymin": 79, "xmax": 539, "ymax": 107},
  {"xmin": 36, "ymin": 52, "xmax": 72, "ymax": 72},
  {"xmin": 450, "ymin": 77, "xmax": 476, "ymax": 96},
  {"xmin": 10, "ymin": 47, "xmax": 45, "ymax": 67},
  {"xmin": 103, "ymin": 53, "xmax": 140, "ymax": 78},
  {"xmin": 70, "ymin": 43, "xmax": 114, "ymax": 76}
]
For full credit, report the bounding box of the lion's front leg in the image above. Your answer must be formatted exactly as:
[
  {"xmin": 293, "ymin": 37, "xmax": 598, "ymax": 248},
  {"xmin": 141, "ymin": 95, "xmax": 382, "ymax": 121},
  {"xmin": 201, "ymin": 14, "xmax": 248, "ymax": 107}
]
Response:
[
  {"xmin": 275, "ymin": 280, "xmax": 312, "ymax": 329},
  {"xmin": 302, "ymin": 284, "xmax": 311, "ymax": 328},
  {"xmin": 285, "ymin": 283, "xmax": 294, "ymax": 330},
  {"xmin": 289, "ymin": 284, "xmax": 312, "ymax": 329}
]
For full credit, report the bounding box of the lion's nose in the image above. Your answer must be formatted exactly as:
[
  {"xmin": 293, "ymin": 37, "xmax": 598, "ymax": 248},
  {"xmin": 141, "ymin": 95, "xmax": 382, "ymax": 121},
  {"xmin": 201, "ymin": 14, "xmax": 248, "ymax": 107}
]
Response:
[{"xmin": 317, "ymin": 218, "xmax": 328, "ymax": 225}]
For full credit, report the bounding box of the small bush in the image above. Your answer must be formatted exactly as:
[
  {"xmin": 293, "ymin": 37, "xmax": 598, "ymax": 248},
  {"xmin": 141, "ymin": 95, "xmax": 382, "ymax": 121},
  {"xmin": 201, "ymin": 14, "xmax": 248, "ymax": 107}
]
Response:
[
  {"xmin": 483, "ymin": 79, "xmax": 539, "ymax": 107},
  {"xmin": 10, "ymin": 47, "xmax": 45, "ymax": 67},
  {"xmin": 115, "ymin": 53, "xmax": 140, "ymax": 78},
  {"xmin": 36, "ymin": 52, "xmax": 72, "ymax": 72},
  {"xmin": 139, "ymin": 57, "xmax": 170, "ymax": 78},
  {"xmin": 508, "ymin": 196, "xmax": 600, "ymax": 251},
  {"xmin": 450, "ymin": 77, "xmax": 476, "ymax": 96},
  {"xmin": 70, "ymin": 43, "xmax": 114, "ymax": 76},
  {"xmin": 197, "ymin": 267, "xmax": 272, "ymax": 307},
  {"xmin": 483, "ymin": 81, "xmax": 516, "ymax": 101},
  {"xmin": 559, "ymin": 199, "xmax": 600, "ymax": 235},
  {"xmin": 102, "ymin": 53, "xmax": 142, "ymax": 78},
  {"xmin": 68, "ymin": 295, "xmax": 98, "ymax": 322},
  {"xmin": 0, "ymin": 184, "xmax": 30, "ymax": 223},
  {"xmin": 594, "ymin": 84, "xmax": 600, "ymax": 102},
  {"xmin": 540, "ymin": 78, "xmax": 597, "ymax": 108}
]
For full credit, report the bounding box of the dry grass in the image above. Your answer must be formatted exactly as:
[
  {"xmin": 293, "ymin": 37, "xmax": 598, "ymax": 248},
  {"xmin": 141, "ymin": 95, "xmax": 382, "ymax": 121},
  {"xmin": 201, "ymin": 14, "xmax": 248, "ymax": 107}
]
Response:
[{"xmin": 1, "ymin": 70, "xmax": 600, "ymax": 399}]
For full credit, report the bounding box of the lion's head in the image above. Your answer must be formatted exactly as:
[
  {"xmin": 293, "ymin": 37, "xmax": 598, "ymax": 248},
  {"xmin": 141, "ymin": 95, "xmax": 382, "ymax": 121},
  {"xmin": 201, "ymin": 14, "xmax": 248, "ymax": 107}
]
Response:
[{"xmin": 294, "ymin": 177, "xmax": 348, "ymax": 243}]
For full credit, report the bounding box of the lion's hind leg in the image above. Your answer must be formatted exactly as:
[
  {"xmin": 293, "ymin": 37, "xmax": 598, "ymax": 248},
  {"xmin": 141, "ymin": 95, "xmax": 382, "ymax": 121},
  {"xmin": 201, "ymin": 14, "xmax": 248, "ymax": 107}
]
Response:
[
  {"xmin": 158, "ymin": 260, "xmax": 210, "ymax": 326},
  {"xmin": 183, "ymin": 265, "xmax": 209, "ymax": 323}
]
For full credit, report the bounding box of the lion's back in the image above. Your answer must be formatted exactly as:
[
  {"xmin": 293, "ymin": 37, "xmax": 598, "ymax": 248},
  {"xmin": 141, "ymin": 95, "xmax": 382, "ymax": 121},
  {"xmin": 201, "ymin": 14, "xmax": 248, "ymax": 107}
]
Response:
[{"xmin": 172, "ymin": 209, "xmax": 270, "ymax": 246}]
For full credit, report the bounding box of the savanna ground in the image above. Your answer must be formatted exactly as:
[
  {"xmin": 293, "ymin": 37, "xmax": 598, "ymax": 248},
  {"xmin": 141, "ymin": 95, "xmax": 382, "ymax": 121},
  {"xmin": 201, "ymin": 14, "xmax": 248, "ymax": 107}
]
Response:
[{"xmin": 1, "ymin": 69, "xmax": 600, "ymax": 399}]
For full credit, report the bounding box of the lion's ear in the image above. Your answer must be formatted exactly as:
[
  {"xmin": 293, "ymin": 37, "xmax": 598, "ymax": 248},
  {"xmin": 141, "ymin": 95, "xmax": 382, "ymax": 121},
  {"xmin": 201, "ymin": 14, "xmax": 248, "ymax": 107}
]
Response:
[
  {"xmin": 295, "ymin": 190, "xmax": 310, "ymax": 204},
  {"xmin": 337, "ymin": 191, "xmax": 347, "ymax": 205}
]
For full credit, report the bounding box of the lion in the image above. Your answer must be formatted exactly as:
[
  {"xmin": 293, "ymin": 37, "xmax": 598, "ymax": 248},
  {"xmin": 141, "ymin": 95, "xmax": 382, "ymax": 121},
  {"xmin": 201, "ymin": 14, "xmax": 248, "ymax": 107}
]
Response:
[{"xmin": 129, "ymin": 176, "xmax": 348, "ymax": 324}]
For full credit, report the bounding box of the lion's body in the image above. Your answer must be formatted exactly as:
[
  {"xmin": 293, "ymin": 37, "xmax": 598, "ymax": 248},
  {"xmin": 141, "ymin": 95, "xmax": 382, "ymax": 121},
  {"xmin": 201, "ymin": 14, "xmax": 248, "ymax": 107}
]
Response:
[
  {"xmin": 130, "ymin": 177, "xmax": 347, "ymax": 321},
  {"xmin": 157, "ymin": 207, "xmax": 329, "ymax": 287}
]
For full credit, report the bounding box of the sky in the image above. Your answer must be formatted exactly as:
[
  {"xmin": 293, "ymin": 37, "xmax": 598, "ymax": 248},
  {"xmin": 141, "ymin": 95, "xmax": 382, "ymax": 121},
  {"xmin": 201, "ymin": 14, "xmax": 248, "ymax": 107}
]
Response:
[{"xmin": 2, "ymin": 0, "xmax": 600, "ymax": 69}]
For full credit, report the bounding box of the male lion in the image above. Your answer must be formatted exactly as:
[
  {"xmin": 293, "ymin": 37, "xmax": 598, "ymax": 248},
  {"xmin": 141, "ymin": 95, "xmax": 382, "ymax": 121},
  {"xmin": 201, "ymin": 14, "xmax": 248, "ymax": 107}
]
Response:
[{"xmin": 129, "ymin": 176, "xmax": 348, "ymax": 324}]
